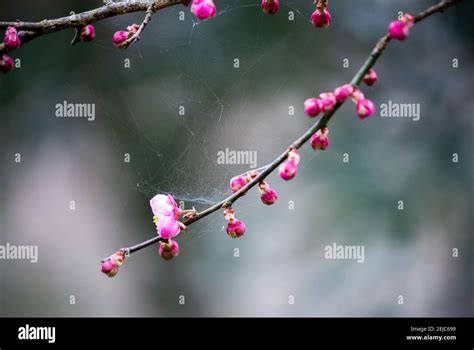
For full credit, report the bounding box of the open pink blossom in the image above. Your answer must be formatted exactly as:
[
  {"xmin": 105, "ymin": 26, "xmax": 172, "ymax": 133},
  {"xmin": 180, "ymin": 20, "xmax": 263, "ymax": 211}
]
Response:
[
  {"xmin": 310, "ymin": 127, "xmax": 329, "ymax": 150},
  {"xmin": 150, "ymin": 194, "xmax": 181, "ymax": 239},
  {"xmin": 159, "ymin": 240, "xmax": 180, "ymax": 260},
  {"xmin": 261, "ymin": 0, "xmax": 279, "ymax": 15},
  {"xmin": 191, "ymin": 0, "xmax": 217, "ymax": 20}
]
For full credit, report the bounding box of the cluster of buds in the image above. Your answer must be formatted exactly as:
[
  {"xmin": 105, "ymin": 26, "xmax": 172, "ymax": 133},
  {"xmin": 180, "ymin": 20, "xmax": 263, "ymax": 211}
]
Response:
[
  {"xmin": 112, "ymin": 24, "xmax": 140, "ymax": 48},
  {"xmin": 278, "ymin": 147, "xmax": 300, "ymax": 181},
  {"xmin": 224, "ymin": 207, "xmax": 246, "ymax": 238},
  {"xmin": 303, "ymin": 92, "xmax": 337, "ymax": 118},
  {"xmin": 101, "ymin": 251, "xmax": 125, "ymax": 278},
  {"xmin": 1, "ymin": 26, "xmax": 21, "ymax": 74},
  {"xmin": 229, "ymin": 170, "xmax": 258, "ymax": 193},
  {"xmin": 388, "ymin": 13, "xmax": 414, "ymax": 41},
  {"xmin": 261, "ymin": 0, "xmax": 279, "ymax": 15},
  {"xmin": 79, "ymin": 24, "xmax": 96, "ymax": 42},
  {"xmin": 259, "ymin": 181, "xmax": 278, "ymax": 205},
  {"xmin": 304, "ymin": 73, "xmax": 377, "ymax": 121},
  {"xmin": 191, "ymin": 0, "xmax": 217, "ymax": 20},
  {"xmin": 311, "ymin": 0, "xmax": 331, "ymax": 28}
]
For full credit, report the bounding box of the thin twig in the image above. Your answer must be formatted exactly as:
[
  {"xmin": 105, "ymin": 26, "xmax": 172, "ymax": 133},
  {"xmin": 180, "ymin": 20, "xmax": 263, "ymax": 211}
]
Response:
[
  {"xmin": 106, "ymin": 0, "xmax": 462, "ymax": 259},
  {"xmin": 0, "ymin": 0, "xmax": 189, "ymax": 54},
  {"xmin": 119, "ymin": 4, "xmax": 155, "ymax": 49}
]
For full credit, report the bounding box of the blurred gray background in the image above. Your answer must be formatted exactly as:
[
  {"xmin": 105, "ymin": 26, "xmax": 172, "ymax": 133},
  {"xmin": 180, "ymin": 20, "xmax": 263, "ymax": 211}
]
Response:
[{"xmin": 0, "ymin": 0, "xmax": 472, "ymax": 316}]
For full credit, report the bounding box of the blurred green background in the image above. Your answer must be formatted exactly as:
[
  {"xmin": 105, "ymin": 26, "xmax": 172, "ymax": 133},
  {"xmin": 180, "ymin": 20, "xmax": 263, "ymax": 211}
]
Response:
[{"xmin": 0, "ymin": 0, "xmax": 472, "ymax": 316}]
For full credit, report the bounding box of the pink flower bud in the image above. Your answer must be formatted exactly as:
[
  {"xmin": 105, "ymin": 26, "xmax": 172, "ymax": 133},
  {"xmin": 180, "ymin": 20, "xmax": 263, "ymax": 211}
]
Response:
[
  {"xmin": 5, "ymin": 27, "xmax": 17, "ymax": 36},
  {"xmin": 362, "ymin": 68, "xmax": 378, "ymax": 86},
  {"xmin": 101, "ymin": 260, "xmax": 118, "ymax": 277},
  {"xmin": 112, "ymin": 31, "xmax": 129, "ymax": 48},
  {"xmin": 227, "ymin": 219, "xmax": 246, "ymax": 238},
  {"xmin": 288, "ymin": 147, "xmax": 300, "ymax": 164},
  {"xmin": 79, "ymin": 24, "xmax": 95, "ymax": 42},
  {"xmin": 127, "ymin": 24, "xmax": 140, "ymax": 34},
  {"xmin": 319, "ymin": 92, "xmax": 337, "ymax": 112},
  {"xmin": 0, "ymin": 55, "xmax": 14, "ymax": 73},
  {"xmin": 100, "ymin": 251, "xmax": 124, "ymax": 278},
  {"xmin": 311, "ymin": 9, "xmax": 331, "ymax": 28},
  {"xmin": 261, "ymin": 0, "xmax": 279, "ymax": 15},
  {"xmin": 304, "ymin": 98, "xmax": 322, "ymax": 118},
  {"xmin": 191, "ymin": 0, "xmax": 217, "ymax": 20},
  {"xmin": 278, "ymin": 160, "xmax": 298, "ymax": 181},
  {"xmin": 79, "ymin": 24, "xmax": 95, "ymax": 41},
  {"xmin": 259, "ymin": 183, "xmax": 278, "ymax": 205},
  {"xmin": 310, "ymin": 127, "xmax": 329, "ymax": 150},
  {"xmin": 334, "ymin": 84, "xmax": 354, "ymax": 102},
  {"xmin": 351, "ymin": 89, "xmax": 365, "ymax": 103},
  {"xmin": 356, "ymin": 98, "xmax": 376, "ymax": 119},
  {"xmin": 388, "ymin": 14, "xmax": 414, "ymax": 41},
  {"xmin": 3, "ymin": 26, "xmax": 21, "ymax": 50},
  {"xmin": 159, "ymin": 240, "xmax": 180, "ymax": 260},
  {"xmin": 230, "ymin": 175, "xmax": 247, "ymax": 193}
]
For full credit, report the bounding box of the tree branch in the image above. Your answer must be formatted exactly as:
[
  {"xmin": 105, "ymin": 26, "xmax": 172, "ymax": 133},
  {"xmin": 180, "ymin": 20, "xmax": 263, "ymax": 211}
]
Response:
[
  {"xmin": 118, "ymin": 4, "xmax": 155, "ymax": 49},
  {"xmin": 105, "ymin": 0, "xmax": 462, "ymax": 262},
  {"xmin": 0, "ymin": 0, "xmax": 190, "ymax": 54}
]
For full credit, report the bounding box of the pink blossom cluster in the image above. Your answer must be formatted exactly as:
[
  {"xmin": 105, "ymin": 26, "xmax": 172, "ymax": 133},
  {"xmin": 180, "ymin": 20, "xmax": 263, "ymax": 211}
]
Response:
[{"xmin": 304, "ymin": 70, "xmax": 378, "ymax": 122}]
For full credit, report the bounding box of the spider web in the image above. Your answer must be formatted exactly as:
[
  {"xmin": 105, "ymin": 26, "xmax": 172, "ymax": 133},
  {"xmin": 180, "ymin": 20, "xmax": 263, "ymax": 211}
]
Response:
[{"xmin": 90, "ymin": 1, "xmax": 312, "ymax": 241}]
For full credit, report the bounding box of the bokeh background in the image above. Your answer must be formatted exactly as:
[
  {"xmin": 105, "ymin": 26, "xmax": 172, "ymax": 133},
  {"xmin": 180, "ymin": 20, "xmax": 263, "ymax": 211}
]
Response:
[{"xmin": 0, "ymin": 0, "xmax": 472, "ymax": 316}]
